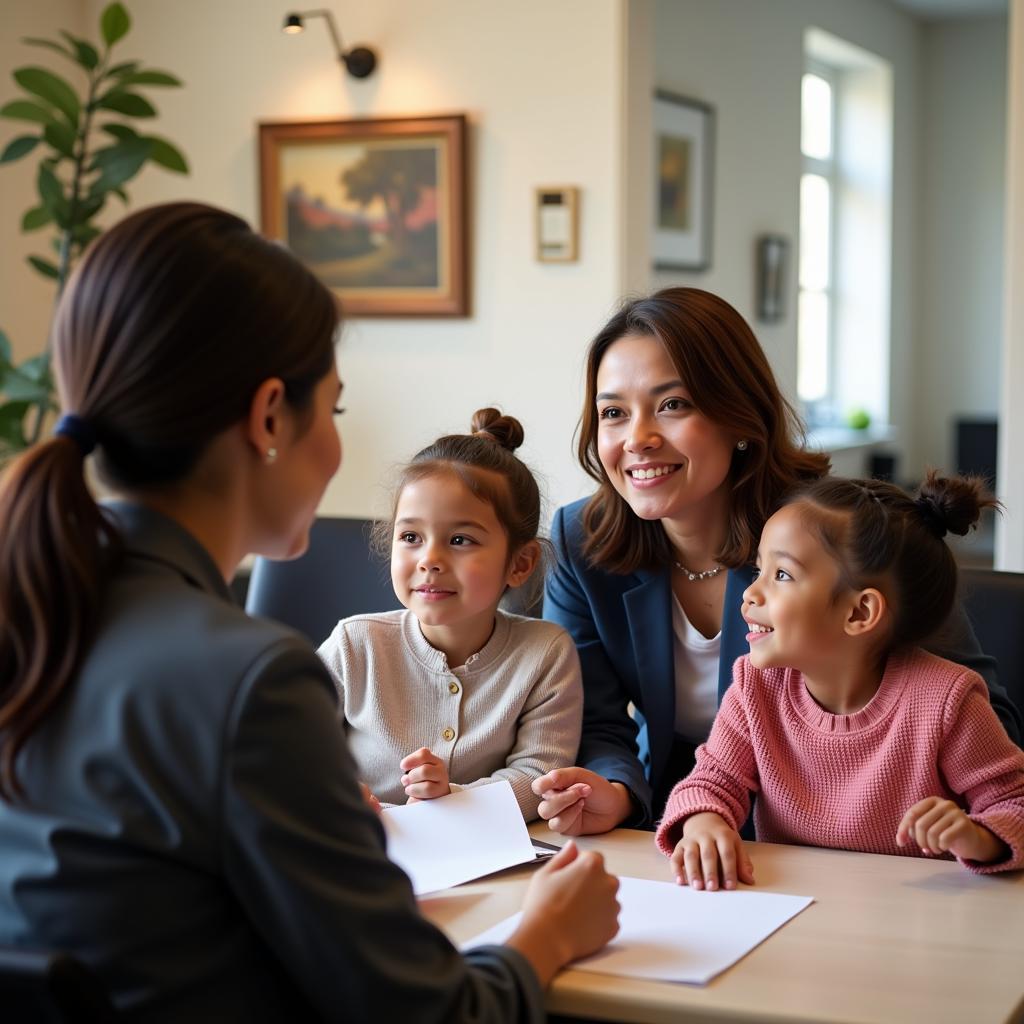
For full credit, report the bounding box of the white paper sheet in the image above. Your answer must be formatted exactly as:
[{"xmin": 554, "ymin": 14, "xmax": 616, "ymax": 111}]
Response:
[
  {"xmin": 462, "ymin": 875, "xmax": 813, "ymax": 985},
  {"xmin": 382, "ymin": 781, "xmax": 537, "ymax": 896}
]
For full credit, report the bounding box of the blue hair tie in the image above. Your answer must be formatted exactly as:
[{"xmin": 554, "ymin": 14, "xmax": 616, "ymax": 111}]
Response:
[{"xmin": 54, "ymin": 413, "xmax": 96, "ymax": 456}]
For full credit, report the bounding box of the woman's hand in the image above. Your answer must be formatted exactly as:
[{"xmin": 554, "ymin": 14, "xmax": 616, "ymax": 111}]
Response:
[
  {"xmin": 506, "ymin": 840, "xmax": 620, "ymax": 987},
  {"xmin": 400, "ymin": 747, "xmax": 451, "ymax": 802},
  {"xmin": 897, "ymin": 796, "xmax": 1007, "ymax": 863},
  {"xmin": 531, "ymin": 768, "xmax": 633, "ymax": 835},
  {"xmin": 670, "ymin": 811, "xmax": 754, "ymax": 890}
]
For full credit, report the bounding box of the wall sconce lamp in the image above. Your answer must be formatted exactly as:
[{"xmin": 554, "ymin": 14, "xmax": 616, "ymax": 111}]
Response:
[{"xmin": 282, "ymin": 9, "xmax": 378, "ymax": 79}]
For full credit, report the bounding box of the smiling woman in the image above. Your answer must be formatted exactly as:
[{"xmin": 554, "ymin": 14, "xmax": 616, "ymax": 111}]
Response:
[{"xmin": 533, "ymin": 287, "xmax": 1024, "ymax": 838}]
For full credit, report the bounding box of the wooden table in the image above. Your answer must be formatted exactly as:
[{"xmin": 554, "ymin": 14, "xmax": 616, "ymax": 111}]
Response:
[{"xmin": 419, "ymin": 824, "xmax": 1024, "ymax": 1024}]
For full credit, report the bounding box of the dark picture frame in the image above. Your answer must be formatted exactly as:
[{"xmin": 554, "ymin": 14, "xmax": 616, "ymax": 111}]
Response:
[
  {"xmin": 259, "ymin": 114, "xmax": 468, "ymax": 317},
  {"xmin": 652, "ymin": 90, "xmax": 714, "ymax": 272}
]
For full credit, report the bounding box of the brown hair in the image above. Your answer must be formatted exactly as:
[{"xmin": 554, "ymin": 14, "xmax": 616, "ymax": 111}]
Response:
[
  {"xmin": 0, "ymin": 202, "xmax": 338, "ymax": 799},
  {"xmin": 373, "ymin": 407, "xmax": 542, "ymax": 566},
  {"xmin": 786, "ymin": 471, "xmax": 999, "ymax": 650},
  {"xmin": 577, "ymin": 287, "xmax": 829, "ymax": 573}
]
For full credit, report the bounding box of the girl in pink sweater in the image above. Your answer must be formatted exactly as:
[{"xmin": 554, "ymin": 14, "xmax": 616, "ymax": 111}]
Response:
[{"xmin": 656, "ymin": 472, "xmax": 1024, "ymax": 889}]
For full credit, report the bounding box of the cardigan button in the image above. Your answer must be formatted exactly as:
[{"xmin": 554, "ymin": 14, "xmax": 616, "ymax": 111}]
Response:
[
  {"xmin": 448, "ymin": 681, "xmax": 460, "ymax": 694},
  {"xmin": 442, "ymin": 727, "xmax": 455, "ymax": 741}
]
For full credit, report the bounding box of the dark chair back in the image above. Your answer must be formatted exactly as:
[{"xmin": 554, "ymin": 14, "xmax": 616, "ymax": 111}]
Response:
[
  {"xmin": 959, "ymin": 567, "xmax": 1024, "ymax": 715},
  {"xmin": 0, "ymin": 947, "xmax": 119, "ymax": 1023},
  {"xmin": 245, "ymin": 517, "xmax": 401, "ymax": 644}
]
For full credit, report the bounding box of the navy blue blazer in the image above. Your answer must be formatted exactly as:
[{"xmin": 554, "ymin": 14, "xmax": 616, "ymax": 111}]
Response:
[{"xmin": 544, "ymin": 497, "xmax": 1023, "ymax": 827}]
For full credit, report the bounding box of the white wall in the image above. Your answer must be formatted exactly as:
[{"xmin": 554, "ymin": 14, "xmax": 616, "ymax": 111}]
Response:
[
  {"xmin": 997, "ymin": 0, "xmax": 1024, "ymax": 570},
  {"xmin": 3, "ymin": 0, "xmax": 629, "ymax": 519},
  {"xmin": 0, "ymin": 0, "xmax": 84, "ymax": 364},
  {"xmin": 650, "ymin": 0, "xmax": 1009, "ymax": 485},
  {"xmin": 651, "ymin": 0, "xmax": 923, "ymax": 468},
  {"xmin": 918, "ymin": 14, "xmax": 1006, "ymax": 473}
]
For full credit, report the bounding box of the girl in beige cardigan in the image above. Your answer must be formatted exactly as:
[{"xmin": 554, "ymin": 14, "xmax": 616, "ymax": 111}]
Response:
[{"xmin": 319, "ymin": 408, "xmax": 583, "ymax": 821}]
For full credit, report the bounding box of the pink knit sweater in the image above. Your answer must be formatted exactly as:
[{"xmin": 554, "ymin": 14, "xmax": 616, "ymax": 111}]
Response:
[{"xmin": 656, "ymin": 649, "xmax": 1024, "ymax": 873}]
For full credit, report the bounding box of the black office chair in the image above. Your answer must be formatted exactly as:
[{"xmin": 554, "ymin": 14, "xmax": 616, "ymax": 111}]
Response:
[
  {"xmin": 959, "ymin": 567, "xmax": 1024, "ymax": 716},
  {"xmin": 0, "ymin": 947, "xmax": 119, "ymax": 1023},
  {"xmin": 245, "ymin": 517, "xmax": 402, "ymax": 645}
]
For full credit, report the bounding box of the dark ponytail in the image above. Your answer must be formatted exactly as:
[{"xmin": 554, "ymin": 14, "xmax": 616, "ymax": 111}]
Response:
[
  {"xmin": 788, "ymin": 470, "xmax": 999, "ymax": 651},
  {"xmin": 0, "ymin": 202, "xmax": 338, "ymax": 799}
]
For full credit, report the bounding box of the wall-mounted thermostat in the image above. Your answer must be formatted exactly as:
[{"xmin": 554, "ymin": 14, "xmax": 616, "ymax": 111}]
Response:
[{"xmin": 535, "ymin": 187, "xmax": 579, "ymax": 262}]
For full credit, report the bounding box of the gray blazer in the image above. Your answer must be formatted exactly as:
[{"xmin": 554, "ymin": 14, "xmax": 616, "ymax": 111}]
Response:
[{"xmin": 0, "ymin": 502, "xmax": 541, "ymax": 1023}]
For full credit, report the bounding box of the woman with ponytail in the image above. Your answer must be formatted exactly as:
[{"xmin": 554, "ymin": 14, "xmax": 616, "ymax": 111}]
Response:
[{"xmin": 0, "ymin": 203, "xmax": 618, "ymax": 1022}]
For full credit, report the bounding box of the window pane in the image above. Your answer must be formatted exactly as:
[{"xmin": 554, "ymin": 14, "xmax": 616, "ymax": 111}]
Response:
[
  {"xmin": 801, "ymin": 73, "xmax": 832, "ymax": 159},
  {"xmin": 799, "ymin": 174, "xmax": 830, "ymax": 290},
  {"xmin": 798, "ymin": 290, "xmax": 829, "ymax": 403}
]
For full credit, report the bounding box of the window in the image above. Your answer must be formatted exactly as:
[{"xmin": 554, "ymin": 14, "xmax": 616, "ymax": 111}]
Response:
[
  {"xmin": 799, "ymin": 30, "xmax": 893, "ymax": 431},
  {"xmin": 798, "ymin": 67, "xmax": 836, "ymax": 406}
]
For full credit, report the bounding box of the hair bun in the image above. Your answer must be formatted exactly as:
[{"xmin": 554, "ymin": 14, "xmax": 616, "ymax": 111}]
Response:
[
  {"xmin": 470, "ymin": 407, "xmax": 524, "ymax": 452},
  {"xmin": 915, "ymin": 469, "xmax": 997, "ymax": 538}
]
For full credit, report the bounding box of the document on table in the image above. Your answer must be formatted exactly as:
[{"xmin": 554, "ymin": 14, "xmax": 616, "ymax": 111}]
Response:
[
  {"xmin": 382, "ymin": 780, "xmax": 537, "ymax": 896},
  {"xmin": 462, "ymin": 875, "xmax": 813, "ymax": 985}
]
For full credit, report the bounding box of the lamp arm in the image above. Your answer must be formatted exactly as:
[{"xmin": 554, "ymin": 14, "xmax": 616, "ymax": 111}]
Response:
[{"xmin": 299, "ymin": 8, "xmax": 346, "ymax": 59}]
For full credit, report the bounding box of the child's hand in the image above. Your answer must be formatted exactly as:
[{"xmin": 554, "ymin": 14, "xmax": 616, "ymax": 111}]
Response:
[
  {"xmin": 671, "ymin": 812, "xmax": 755, "ymax": 891},
  {"xmin": 400, "ymin": 747, "xmax": 451, "ymax": 802},
  {"xmin": 896, "ymin": 796, "xmax": 1007, "ymax": 863}
]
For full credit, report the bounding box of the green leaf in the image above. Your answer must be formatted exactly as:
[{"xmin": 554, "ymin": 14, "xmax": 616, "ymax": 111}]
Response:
[
  {"xmin": 0, "ymin": 99, "xmax": 57, "ymax": 126},
  {"xmin": 13, "ymin": 67, "xmax": 80, "ymax": 128},
  {"xmin": 27, "ymin": 255, "xmax": 60, "ymax": 280},
  {"xmin": 111, "ymin": 186, "xmax": 128, "ymax": 203},
  {"xmin": 103, "ymin": 60, "xmax": 139, "ymax": 78},
  {"xmin": 89, "ymin": 137, "xmax": 152, "ymax": 194},
  {"xmin": 59, "ymin": 31, "xmax": 100, "ymax": 70},
  {"xmin": 2, "ymin": 368, "xmax": 50, "ymax": 403},
  {"xmin": 21, "ymin": 205, "xmax": 52, "ymax": 231},
  {"xmin": 44, "ymin": 120, "xmax": 77, "ymax": 158},
  {"xmin": 95, "ymin": 90, "xmax": 156, "ymax": 117},
  {"xmin": 100, "ymin": 2, "xmax": 132, "ymax": 47},
  {"xmin": 114, "ymin": 69, "xmax": 182, "ymax": 88},
  {"xmin": 145, "ymin": 135, "xmax": 188, "ymax": 174},
  {"xmin": 72, "ymin": 194, "xmax": 105, "ymax": 225},
  {"xmin": 72, "ymin": 223, "xmax": 102, "ymax": 247},
  {"xmin": 0, "ymin": 401, "xmax": 31, "ymax": 449},
  {"xmin": 0, "ymin": 329, "xmax": 11, "ymax": 365},
  {"xmin": 17, "ymin": 355, "xmax": 52, "ymax": 384},
  {"xmin": 21, "ymin": 36, "xmax": 75, "ymax": 61},
  {"xmin": 0, "ymin": 135, "xmax": 39, "ymax": 163},
  {"xmin": 37, "ymin": 163, "xmax": 64, "ymax": 209},
  {"xmin": 101, "ymin": 123, "xmax": 138, "ymax": 141}
]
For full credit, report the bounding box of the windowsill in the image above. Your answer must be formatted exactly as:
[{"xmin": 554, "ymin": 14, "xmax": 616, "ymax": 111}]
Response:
[{"xmin": 806, "ymin": 424, "xmax": 896, "ymax": 453}]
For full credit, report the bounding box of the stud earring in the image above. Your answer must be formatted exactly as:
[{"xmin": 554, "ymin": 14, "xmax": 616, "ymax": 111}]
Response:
[
  {"xmin": 265, "ymin": 447, "xmax": 278, "ymax": 465},
  {"xmin": 736, "ymin": 440, "xmax": 749, "ymax": 451}
]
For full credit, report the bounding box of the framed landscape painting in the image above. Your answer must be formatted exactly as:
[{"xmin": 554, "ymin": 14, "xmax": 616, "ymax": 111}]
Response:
[
  {"xmin": 259, "ymin": 114, "xmax": 468, "ymax": 316},
  {"xmin": 652, "ymin": 91, "xmax": 714, "ymax": 272}
]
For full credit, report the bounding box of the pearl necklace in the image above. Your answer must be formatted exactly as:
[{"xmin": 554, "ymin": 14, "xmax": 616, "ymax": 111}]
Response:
[{"xmin": 673, "ymin": 561, "xmax": 724, "ymax": 582}]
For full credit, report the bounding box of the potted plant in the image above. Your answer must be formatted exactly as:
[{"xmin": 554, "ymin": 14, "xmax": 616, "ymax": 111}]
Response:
[{"xmin": 0, "ymin": 1, "xmax": 188, "ymax": 460}]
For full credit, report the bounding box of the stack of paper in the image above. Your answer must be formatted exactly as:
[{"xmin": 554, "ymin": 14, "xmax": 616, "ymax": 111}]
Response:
[
  {"xmin": 463, "ymin": 876, "xmax": 813, "ymax": 985},
  {"xmin": 382, "ymin": 780, "xmax": 537, "ymax": 895}
]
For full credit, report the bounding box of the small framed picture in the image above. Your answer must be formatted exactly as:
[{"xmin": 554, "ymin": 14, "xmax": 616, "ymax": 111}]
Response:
[
  {"xmin": 652, "ymin": 91, "xmax": 714, "ymax": 272},
  {"xmin": 259, "ymin": 114, "xmax": 468, "ymax": 317},
  {"xmin": 535, "ymin": 186, "xmax": 579, "ymax": 262}
]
